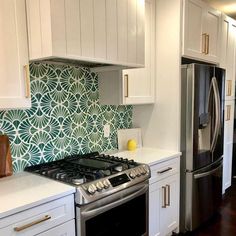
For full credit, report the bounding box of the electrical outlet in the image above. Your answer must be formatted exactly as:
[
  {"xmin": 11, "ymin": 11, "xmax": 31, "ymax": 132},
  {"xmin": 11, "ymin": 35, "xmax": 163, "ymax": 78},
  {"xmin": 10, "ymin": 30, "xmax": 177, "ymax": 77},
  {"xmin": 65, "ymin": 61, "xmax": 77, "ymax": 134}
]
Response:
[{"xmin": 103, "ymin": 124, "xmax": 110, "ymax": 138}]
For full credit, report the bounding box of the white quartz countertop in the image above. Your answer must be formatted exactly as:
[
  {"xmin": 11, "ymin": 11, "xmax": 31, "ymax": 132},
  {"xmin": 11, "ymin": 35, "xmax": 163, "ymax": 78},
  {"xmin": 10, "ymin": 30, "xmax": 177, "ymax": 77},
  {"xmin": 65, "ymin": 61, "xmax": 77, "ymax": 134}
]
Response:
[
  {"xmin": 113, "ymin": 147, "xmax": 181, "ymax": 166},
  {"xmin": 0, "ymin": 172, "xmax": 76, "ymax": 219}
]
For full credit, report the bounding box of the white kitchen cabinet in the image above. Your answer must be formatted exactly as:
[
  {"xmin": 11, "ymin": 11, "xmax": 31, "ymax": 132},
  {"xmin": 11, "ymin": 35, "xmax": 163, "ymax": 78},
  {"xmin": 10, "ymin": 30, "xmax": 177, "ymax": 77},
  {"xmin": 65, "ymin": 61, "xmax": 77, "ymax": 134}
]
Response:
[
  {"xmin": 0, "ymin": 195, "xmax": 75, "ymax": 236},
  {"xmin": 38, "ymin": 220, "xmax": 75, "ymax": 236},
  {"xmin": 220, "ymin": 15, "xmax": 236, "ymax": 101},
  {"xmin": 98, "ymin": 0, "xmax": 155, "ymax": 105},
  {"xmin": 149, "ymin": 158, "xmax": 180, "ymax": 236},
  {"xmin": 26, "ymin": 0, "xmax": 145, "ymax": 68},
  {"xmin": 223, "ymin": 100, "xmax": 235, "ymax": 193},
  {"xmin": 0, "ymin": 0, "xmax": 31, "ymax": 110},
  {"xmin": 182, "ymin": 0, "xmax": 221, "ymax": 63}
]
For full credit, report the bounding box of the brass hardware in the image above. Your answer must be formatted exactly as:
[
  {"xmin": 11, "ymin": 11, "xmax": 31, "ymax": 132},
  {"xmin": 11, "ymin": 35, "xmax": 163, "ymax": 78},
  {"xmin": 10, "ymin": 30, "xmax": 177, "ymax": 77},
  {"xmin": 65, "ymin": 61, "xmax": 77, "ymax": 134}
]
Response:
[
  {"xmin": 202, "ymin": 33, "xmax": 207, "ymax": 54},
  {"xmin": 24, "ymin": 64, "xmax": 31, "ymax": 98},
  {"xmin": 226, "ymin": 105, "xmax": 231, "ymax": 121},
  {"xmin": 166, "ymin": 184, "xmax": 170, "ymax": 206},
  {"xmin": 157, "ymin": 167, "xmax": 172, "ymax": 174},
  {"xmin": 226, "ymin": 80, "xmax": 232, "ymax": 96},
  {"xmin": 14, "ymin": 215, "xmax": 51, "ymax": 232},
  {"xmin": 162, "ymin": 186, "xmax": 166, "ymax": 208},
  {"xmin": 206, "ymin": 34, "xmax": 209, "ymax": 54},
  {"xmin": 124, "ymin": 74, "xmax": 129, "ymax": 98}
]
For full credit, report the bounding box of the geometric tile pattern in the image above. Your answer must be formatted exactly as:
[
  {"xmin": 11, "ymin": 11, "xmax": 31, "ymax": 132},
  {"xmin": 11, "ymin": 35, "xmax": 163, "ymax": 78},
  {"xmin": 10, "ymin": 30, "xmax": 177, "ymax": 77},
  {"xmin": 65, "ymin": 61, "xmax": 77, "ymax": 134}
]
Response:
[{"xmin": 0, "ymin": 63, "xmax": 132, "ymax": 172}]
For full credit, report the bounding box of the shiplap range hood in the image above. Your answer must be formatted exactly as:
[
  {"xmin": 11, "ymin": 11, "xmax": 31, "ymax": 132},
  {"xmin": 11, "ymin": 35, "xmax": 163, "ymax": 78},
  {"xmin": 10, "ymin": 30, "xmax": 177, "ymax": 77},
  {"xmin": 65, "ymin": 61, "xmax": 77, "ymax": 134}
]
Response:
[{"xmin": 26, "ymin": 0, "xmax": 145, "ymax": 69}]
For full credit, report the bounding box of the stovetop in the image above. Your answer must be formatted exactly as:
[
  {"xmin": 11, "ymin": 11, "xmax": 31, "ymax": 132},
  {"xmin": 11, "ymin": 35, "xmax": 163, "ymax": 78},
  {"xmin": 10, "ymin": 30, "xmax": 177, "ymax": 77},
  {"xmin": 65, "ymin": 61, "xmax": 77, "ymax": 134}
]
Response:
[
  {"xmin": 25, "ymin": 152, "xmax": 138, "ymax": 185},
  {"xmin": 25, "ymin": 152, "xmax": 150, "ymax": 205}
]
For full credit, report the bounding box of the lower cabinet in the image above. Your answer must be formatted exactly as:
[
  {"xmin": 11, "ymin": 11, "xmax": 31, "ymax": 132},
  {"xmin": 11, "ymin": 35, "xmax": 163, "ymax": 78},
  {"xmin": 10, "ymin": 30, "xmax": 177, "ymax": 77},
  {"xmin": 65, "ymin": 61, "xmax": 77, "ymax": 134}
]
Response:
[
  {"xmin": 149, "ymin": 158, "xmax": 180, "ymax": 236},
  {"xmin": 0, "ymin": 195, "xmax": 75, "ymax": 236},
  {"xmin": 223, "ymin": 100, "xmax": 235, "ymax": 193},
  {"xmin": 38, "ymin": 220, "xmax": 75, "ymax": 236}
]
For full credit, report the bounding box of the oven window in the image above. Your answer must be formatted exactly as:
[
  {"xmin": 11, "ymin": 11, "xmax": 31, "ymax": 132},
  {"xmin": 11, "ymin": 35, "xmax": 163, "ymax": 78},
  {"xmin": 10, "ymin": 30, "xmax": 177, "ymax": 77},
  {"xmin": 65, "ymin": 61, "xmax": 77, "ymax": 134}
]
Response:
[{"xmin": 85, "ymin": 193, "xmax": 147, "ymax": 236}]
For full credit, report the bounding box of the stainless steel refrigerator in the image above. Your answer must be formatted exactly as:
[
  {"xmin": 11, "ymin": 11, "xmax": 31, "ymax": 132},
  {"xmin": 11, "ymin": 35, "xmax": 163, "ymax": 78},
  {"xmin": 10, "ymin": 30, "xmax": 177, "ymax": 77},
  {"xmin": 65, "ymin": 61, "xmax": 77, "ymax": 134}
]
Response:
[{"xmin": 180, "ymin": 63, "xmax": 225, "ymax": 232}]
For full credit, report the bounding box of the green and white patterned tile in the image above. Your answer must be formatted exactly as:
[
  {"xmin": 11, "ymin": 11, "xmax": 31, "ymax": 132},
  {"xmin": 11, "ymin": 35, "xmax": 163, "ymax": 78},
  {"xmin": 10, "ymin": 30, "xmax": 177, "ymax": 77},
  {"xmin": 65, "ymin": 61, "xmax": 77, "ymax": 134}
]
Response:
[{"xmin": 0, "ymin": 62, "xmax": 133, "ymax": 172}]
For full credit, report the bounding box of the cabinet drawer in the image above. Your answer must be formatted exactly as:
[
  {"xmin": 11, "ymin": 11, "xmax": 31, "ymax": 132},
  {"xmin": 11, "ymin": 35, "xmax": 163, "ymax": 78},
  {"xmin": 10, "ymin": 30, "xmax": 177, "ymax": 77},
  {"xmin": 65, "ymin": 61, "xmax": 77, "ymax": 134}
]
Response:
[
  {"xmin": 0, "ymin": 195, "xmax": 75, "ymax": 236},
  {"xmin": 149, "ymin": 158, "xmax": 180, "ymax": 184},
  {"xmin": 38, "ymin": 220, "xmax": 75, "ymax": 236}
]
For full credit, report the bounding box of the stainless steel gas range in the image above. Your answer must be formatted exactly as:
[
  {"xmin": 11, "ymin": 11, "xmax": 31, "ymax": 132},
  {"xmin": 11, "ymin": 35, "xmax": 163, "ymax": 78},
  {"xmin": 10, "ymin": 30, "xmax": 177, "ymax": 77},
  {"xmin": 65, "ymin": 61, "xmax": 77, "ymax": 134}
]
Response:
[{"xmin": 25, "ymin": 152, "xmax": 150, "ymax": 236}]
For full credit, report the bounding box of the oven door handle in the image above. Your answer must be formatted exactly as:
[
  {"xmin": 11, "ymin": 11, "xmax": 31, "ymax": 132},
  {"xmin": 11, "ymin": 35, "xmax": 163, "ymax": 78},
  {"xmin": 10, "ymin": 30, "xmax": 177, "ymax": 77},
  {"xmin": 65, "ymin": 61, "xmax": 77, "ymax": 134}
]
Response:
[{"xmin": 81, "ymin": 184, "xmax": 149, "ymax": 218}]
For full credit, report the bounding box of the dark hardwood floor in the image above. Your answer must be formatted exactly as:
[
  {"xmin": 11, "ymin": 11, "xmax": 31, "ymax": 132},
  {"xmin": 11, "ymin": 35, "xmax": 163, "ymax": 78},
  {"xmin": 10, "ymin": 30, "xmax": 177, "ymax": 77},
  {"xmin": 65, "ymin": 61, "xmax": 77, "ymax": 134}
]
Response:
[{"xmin": 183, "ymin": 179, "xmax": 236, "ymax": 236}]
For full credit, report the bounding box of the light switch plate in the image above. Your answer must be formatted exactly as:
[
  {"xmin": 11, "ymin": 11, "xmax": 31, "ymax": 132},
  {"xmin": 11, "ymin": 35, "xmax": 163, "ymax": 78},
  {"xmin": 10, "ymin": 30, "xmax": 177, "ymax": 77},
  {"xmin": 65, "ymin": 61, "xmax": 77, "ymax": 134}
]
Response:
[{"xmin": 103, "ymin": 124, "xmax": 110, "ymax": 138}]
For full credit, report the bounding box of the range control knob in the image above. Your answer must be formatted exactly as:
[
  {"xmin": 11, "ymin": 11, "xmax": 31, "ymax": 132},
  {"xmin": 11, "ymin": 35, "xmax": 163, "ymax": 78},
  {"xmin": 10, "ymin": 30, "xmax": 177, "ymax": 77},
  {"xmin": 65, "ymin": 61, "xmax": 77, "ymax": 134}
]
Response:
[
  {"xmin": 96, "ymin": 182, "xmax": 104, "ymax": 192},
  {"xmin": 103, "ymin": 179, "xmax": 110, "ymax": 189},
  {"xmin": 87, "ymin": 184, "xmax": 97, "ymax": 195},
  {"xmin": 136, "ymin": 168, "xmax": 142, "ymax": 177},
  {"xmin": 143, "ymin": 165, "xmax": 149, "ymax": 174},
  {"xmin": 129, "ymin": 171, "xmax": 136, "ymax": 179},
  {"xmin": 140, "ymin": 166, "xmax": 147, "ymax": 175}
]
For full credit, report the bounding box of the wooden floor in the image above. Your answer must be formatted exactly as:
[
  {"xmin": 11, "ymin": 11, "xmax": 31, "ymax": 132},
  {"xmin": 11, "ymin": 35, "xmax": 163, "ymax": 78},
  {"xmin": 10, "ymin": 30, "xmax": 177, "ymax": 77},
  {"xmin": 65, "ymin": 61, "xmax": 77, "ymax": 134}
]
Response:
[{"xmin": 185, "ymin": 179, "xmax": 236, "ymax": 236}]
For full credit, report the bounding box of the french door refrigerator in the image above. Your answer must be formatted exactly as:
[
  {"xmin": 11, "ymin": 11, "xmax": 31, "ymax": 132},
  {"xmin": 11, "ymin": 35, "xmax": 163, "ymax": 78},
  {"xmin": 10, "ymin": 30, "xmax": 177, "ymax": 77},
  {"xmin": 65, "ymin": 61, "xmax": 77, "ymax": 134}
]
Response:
[{"xmin": 180, "ymin": 63, "xmax": 225, "ymax": 232}]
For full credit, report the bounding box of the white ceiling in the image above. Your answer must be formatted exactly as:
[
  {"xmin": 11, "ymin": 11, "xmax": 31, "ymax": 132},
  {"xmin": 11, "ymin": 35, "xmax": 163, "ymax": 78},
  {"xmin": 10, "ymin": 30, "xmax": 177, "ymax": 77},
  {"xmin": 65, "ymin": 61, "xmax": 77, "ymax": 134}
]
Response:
[{"xmin": 204, "ymin": 0, "xmax": 236, "ymax": 19}]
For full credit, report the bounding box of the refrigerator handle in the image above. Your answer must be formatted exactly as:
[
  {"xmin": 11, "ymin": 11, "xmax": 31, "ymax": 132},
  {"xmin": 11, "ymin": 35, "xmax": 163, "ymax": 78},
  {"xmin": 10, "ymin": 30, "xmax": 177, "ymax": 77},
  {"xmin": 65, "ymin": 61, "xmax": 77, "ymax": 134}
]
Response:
[
  {"xmin": 193, "ymin": 160, "xmax": 222, "ymax": 179},
  {"xmin": 210, "ymin": 77, "xmax": 221, "ymax": 153}
]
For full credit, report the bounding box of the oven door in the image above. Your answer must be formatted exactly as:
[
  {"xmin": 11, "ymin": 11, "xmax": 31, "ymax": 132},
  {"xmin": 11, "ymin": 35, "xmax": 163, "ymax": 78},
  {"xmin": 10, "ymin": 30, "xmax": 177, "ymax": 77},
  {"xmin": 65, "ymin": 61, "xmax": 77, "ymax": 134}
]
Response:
[{"xmin": 76, "ymin": 181, "xmax": 149, "ymax": 236}]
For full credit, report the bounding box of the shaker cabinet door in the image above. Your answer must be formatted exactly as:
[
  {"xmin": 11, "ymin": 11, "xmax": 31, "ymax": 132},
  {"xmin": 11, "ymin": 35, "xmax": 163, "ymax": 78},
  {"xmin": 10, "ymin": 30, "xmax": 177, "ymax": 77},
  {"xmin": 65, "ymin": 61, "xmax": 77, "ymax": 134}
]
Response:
[
  {"xmin": 159, "ymin": 174, "xmax": 179, "ymax": 235},
  {"xmin": 182, "ymin": 0, "xmax": 205, "ymax": 59},
  {"xmin": 223, "ymin": 100, "xmax": 235, "ymax": 193},
  {"xmin": 203, "ymin": 7, "xmax": 221, "ymax": 62},
  {"xmin": 220, "ymin": 15, "xmax": 236, "ymax": 101},
  {"xmin": 0, "ymin": 0, "xmax": 31, "ymax": 110},
  {"xmin": 182, "ymin": 0, "xmax": 221, "ymax": 63},
  {"xmin": 149, "ymin": 174, "xmax": 179, "ymax": 236}
]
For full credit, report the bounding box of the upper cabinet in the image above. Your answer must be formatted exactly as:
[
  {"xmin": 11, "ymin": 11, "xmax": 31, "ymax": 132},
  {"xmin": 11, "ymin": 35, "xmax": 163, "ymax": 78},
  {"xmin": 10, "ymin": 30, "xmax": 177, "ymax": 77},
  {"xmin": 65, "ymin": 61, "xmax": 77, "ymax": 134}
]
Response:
[
  {"xmin": 220, "ymin": 15, "xmax": 236, "ymax": 100},
  {"xmin": 26, "ymin": 0, "xmax": 145, "ymax": 68},
  {"xmin": 0, "ymin": 0, "xmax": 31, "ymax": 110},
  {"xmin": 98, "ymin": 0, "xmax": 155, "ymax": 105},
  {"xmin": 182, "ymin": 0, "xmax": 221, "ymax": 63}
]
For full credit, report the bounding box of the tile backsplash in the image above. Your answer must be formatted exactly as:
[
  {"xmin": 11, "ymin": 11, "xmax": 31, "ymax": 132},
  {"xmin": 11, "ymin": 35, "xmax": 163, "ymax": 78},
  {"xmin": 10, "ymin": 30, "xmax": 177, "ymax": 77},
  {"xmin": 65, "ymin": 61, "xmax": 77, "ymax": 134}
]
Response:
[{"xmin": 0, "ymin": 63, "xmax": 132, "ymax": 172}]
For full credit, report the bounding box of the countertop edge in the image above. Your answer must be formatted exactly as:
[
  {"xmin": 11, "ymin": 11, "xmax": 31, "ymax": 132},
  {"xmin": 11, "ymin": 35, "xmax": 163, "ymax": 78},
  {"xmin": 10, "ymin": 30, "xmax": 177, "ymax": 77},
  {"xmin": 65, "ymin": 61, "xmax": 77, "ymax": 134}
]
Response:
[
  {"xmin": 147, "ymin": 152, "xmax": 181, "ymax": 166},
  {"xmin": 0, "ymin": 188, "xmax": 75, "ymax": 219}
]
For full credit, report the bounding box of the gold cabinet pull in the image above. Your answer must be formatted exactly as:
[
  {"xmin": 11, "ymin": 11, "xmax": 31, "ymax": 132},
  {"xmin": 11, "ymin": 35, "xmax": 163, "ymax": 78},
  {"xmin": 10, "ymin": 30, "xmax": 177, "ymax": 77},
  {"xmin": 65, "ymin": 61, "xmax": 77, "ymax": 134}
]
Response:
[
  {"xmin": 202, "ymin": 33, "xmax": 207, "ymax": 54},
  {"xmin": 226, "ymin": 105, "xmax": 231, "ymax": 121},
  {"xmin": 24, "ymin": 64, "xmax": 31, "ymax": 98},
  {"xmin": 166, "ymin": 184, "xmax": 170, "ymax": 206},
  {"xmin": 124, "ymin": 74, "xmax": 129, "ymax": 98},
  {"xmin": 206, "ymin": 34, "xmax": 209, "ymax": 54},
  {"xmin": 14, "ymin": 215, "xmax": 51, "ymax": 232},
  {"xmin": 162, "ymin": 186, "xmax": 167, "ymax": 208},
  {"xmin": 226, "ymin": 80, "xmax": 232, "ymax": 96}
]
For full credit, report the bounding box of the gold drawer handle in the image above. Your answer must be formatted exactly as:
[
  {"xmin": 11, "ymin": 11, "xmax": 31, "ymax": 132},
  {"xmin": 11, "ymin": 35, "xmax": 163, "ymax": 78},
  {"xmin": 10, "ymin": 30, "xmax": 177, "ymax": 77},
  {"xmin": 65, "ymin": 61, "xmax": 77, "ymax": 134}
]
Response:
[
  {"xmin": 226, "ymin": 105, "xmax": 231, "ymax": 121},
  {"xmin": 202, "ymin": 33, "xmax": 207, "ymax": 54},
  {"xmin": 226, "ymin": 80, "xmax": 232, "ymax": 96},
  {"xmin": 24, "ymin": 64, "xmax": 31, "ymax": 98},
  {"xmin": 157, "ymin": 167, "xmax": 172, "ymax": 174},
  {"xmin": 206, "ymin": 34, "xmax": 209, "ymax": 54},
  {"xmin": 162, "ymin": 186, "xmax": 166, "ymax": 208},
  {"xmin": 124, "ymin": 74, "xmax": 129, "ymax": 98},
  {"xmin": 14, "ymin": 215, "xmax": 51, "ymax": 232},
  {"xmin": 166, "ymin": 184, "xmax": 170, "ymax": 206}
]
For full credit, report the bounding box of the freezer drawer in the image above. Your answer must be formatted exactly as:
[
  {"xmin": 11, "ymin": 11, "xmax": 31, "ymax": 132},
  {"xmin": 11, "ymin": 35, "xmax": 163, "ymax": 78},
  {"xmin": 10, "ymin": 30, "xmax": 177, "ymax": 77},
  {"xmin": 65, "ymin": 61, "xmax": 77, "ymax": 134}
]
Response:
[{"xmin": 185, "ymin": 159, "xmax": 222, "ymax": 231}]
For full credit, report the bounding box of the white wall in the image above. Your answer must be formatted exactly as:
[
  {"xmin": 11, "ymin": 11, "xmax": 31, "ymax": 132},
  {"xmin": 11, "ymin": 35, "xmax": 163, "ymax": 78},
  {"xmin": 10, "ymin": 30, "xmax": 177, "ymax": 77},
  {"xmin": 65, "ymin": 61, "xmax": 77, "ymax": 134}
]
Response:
[{"xmin": 133, "ymin": 0, "xmax": 182, "ymax": 151}]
